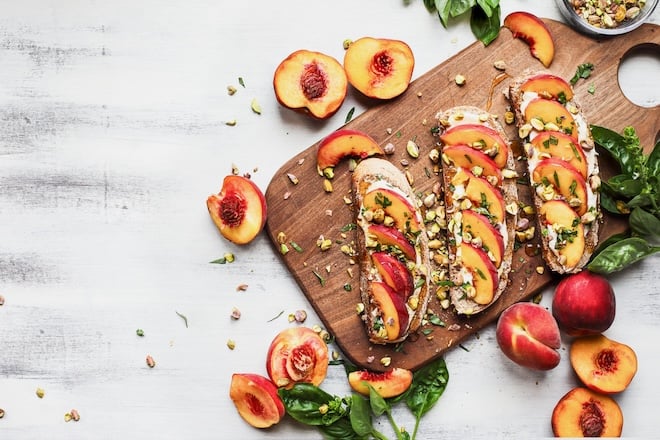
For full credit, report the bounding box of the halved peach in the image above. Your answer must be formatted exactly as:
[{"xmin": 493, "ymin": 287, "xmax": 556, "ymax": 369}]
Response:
[
  {"xmin": 463, "ymin": 171, "xmax": 506, "ymax": 225},
  {"xmin": 530, "ymin": 131, "xmax": 587, "ymax": 179},
  {"xmin": 460, "ymin": 242, "xmax": 498, "ymax": 305},
  {"xmin": 372, "ymin": 252, "xmax": 414, "ymax": 301},
  {"xmin": 343, "ymin": 37, "xmax": 415, "ymax": 100},
  {"xmin": 532, "ymin": 158, "xmax": 588, "ymax": 215},
  {"xmin": 524, "ymin": 97, "xmax": 577, "ymax": 138},
  {"xmin": 520, "ymin": 73, "xmax": 573, "ymax": 102},
  {"xmin": 461, "ymin": 209, "xmax": 505, "ymax": 267},
  {"xmin": 503, "ymin": 11, "xmax": 555, "ymax": 67},
  {"xmin": 348, "ymin": 367, "xmax": 413, "ymax": 398},
  {"xmin": 370, "ymin": 281, "xmax": 409, "ymax": 341},
  {"xmin": 570, "ymin": 334, "xmax": 637, "ymax": 395},
  {"xmin": 440, "ymin": 124, "xmax": 509, "ymax": 169},
  {"xmin": 363, "ymin": 187, "xmax": 421, "ymax": 234},
  {"xmin": 317, "ymin": 129, "xmax": 384, "ymax": 172},
  {"xmin": 266, "ymin": 327, "xmax": 329, "ymax": 390},
  {"xmin": 273, "ymin": 49, "xmax": 347, "ymax": 119},
  {"xmin": 443, "ymin": 145, "xmax": 503, "ymax": 185},
  {"xmin": 551, "ymin": 387, "xmax": 623, "ymax": 437},
  {"xmin": 539, "ymin": 200, "xmax": 585, "ymax": 269},
  {"xmin": 207, "ymin": 175, "xmax": 267, "ymax": 245},
  {"xmin": 367, "ymin": 224, "xmax": 416, "ymax": 261},
  {"xmin": 229, "ymin": 373, "xmax": 285, "ymax": 428}
]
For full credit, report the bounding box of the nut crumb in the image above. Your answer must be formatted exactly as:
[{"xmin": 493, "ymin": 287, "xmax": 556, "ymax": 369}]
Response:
[
  {"xmin": 230, "ymin": 307, "xmax": 241, "ymax": 320},
  {"xmin": 227, "ymin": 339, "xmax": 236, "ymax": 350},
  {"xmin": 236, "ymin": 284, "xmax": 248, "ymax": 292},
  {"xmin": 146, "ymin": 355, "xmax": 156, "ymax": 368},
  {"xmin": 36, "ymin": 388, "xmax": 45, "ymax": 399},
  {"xmin": 0, "ymin": 295, "xmax": 4, "ymax": 306},
  {"xmin": 454, "ymin": 74, "xmax": 466, "ymax": 86}
]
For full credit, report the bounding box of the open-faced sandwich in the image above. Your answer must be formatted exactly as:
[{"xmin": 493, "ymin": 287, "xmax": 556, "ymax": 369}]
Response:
[
  {"xmin": 508, "ymin": 70, "xmax": 600, "ymax": 274},
  {"xmin": 352, "ymin": 157, "xmax": 432, "ymax": 344},
  {"xmin": 435, "ymin": 106, "xmax": 519, "ymax": 316}
]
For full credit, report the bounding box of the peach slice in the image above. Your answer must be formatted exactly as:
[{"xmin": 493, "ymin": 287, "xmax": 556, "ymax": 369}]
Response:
[
  {"xmin": 367, "ymin": 224, "xmax": 416, "ymax": 261},
  {"xmin": 570, "ymin": 334, "xmax": 637, "ymax": 395},
  {"xmin": 440, "ymin": 124, "xmax": 509, "ymax": 169},
  {"xmin": 530, "ymin": 131, "xmax": 587, "ymax": 179},
  {"xmin": 343, "ymin": 37, "xmax": 415, "ymax": 100},
  {"xmin": 539, "ymin": 200, "xmax": 585, "ymax": 269},
  {"xmin": 207, "ymin": 175, "xmax": 267, "ymax": 245},
  {"xmin": 524, "ymin": 97, "xmax": 577, "ymax": 139},
  {"xmin": 363, "ymin": 187, "xmax": 421, "ymax": 234},
  {"xmin": 461, "ymin": 209, "xmax": 505, "ymax": 268},
  {"xmin": 370, "ymin": 281, "xmax": 409, "ymax": 341},
  {"xmin": 520, "ymin": 73, "xmax": 574, "ymax": 102},
  {"xmin": 463, "ymin": 170, "xmax": 506, "ymax": 225},
  {"xmin": 532, "ymin": 158, "xmax": 588, "ymax": 216},
  {"xmin": 460, "ymin": 242, "xmax": 498, "ymax": 305},
  {"xmin": 273, "ymin": 49, "xmax": 347, "ymax": 119},
  {"xmin": 551, "ymin": 387, "xmax": 623, "ymax": 437},
  {"xmin": 372, "ymin": 252, "xmax": 414, "ymax": 301},
  {"xmin": 229, "ymin": 373, "xmax": 285, "ymax": 428},
  {"xmin": 495, "ymin": 302, "xmax": 561, "ymax": 370},
  {"xmin": 503, "ymin": 11, "xmax": 555, "ymax": 67},
  {"xmin": 348, "ymin": 367, "xmax": 413, "ymax": 398},
  {"xmin": 266, "ymin": 327, "xmax": 329, "ymax": 390},
  {"xmin": 317, "ymin": 128, "xmax": 384, "ymax": 172},
  {"xmin": 443, "ymin": 145, "xmax": 503, "ymax": 185}
]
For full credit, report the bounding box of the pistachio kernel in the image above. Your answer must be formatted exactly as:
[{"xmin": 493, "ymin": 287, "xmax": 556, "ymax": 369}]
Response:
[
  {"xmin": 36, "ymin": 388, "xmax": 45, "ymax": 398},
  {"xmin": 454, "ymin": 74, "xmax": 466, "ymax": 86},
  {"xmin": 227, "ymin": 85, "xmax": 237, "ymax": 95},
  {"xmin": 227, "ymin": 339, "xmax": 236, "ymax": 350},
  {"xmin": 342, "ymin": 39, "xmax": 353, "ymax": 50}
]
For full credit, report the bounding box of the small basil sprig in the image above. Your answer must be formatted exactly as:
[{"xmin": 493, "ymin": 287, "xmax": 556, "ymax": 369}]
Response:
[
  {"xmin": 420, "ymin": 0, "xmax": 501, "ymax": 45},
  {"xmin": 587, "ymin": 125, "xmax": 660, "ymax": 273}
]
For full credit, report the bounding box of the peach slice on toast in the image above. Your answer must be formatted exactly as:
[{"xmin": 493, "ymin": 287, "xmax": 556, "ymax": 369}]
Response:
[{"xmin": 441, "ymin": 124, "xmax": 509, "ymax": 169}]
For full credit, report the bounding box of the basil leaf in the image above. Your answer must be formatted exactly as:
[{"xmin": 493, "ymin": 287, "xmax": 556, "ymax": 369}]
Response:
[
  {"xmin": 279, "ymin": 384, "xmax": 342, "ymax": 426},
  {"xmin": 367, "ymin": 385, "xmax": 390, "ymax": 416},
  {"xmin": 435, "ymin": 0, "xmax": 452, "ymax": 27},
  {"xmin": 349, "ymin": 394, "xmax": 373, "ymax": 438},
  {"xmin": 629, "ymin": 207, "xmax": 660, "ymax": 239},
  {"xmin": 423, "ymin": 0, "xmax": 438, "ymax": 13},
  {"xmin": 587, "ymin": 237, "xmax": 660, "ymax": 274},
  {"xmin": 319, "ymin": 418, "xmax": 365, "ymax": 440},
  {"xmin": 591, "ymin": 125, "xmax": 643, "ymax": 177},
  {"xmin": 590, "ymin": 231, "xmax": 630, "ymax": 260},
  {"xmin": 626, "ymin": 192, "xmax": 656, "ymax": 210},
  {"xmin": 449, "ymin": 0, "xmax": 476, "ymax": 17},
  {"xmin": 470, "ymin": 3, "xmax": 501, "ymax": 45},
  {"xmin": 599, "ymin": 189, "xmax": 621, "ymax": 215},
  {"xmin": 406, "ymin": 357, "xmax": 449, "ymax": 418},
  {"xmin": 647, "ymin": 140, "xmax": 660, "ymax": 178},
  {"xmin": 606, "ymin": 174, "xmax": 644, "ymax": 198}
]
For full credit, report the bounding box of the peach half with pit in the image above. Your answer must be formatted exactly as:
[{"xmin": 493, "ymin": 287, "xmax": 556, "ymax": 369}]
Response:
[
  {"xmin": 553, "ymin": 271, "xmax": 616, "ymax": 337},
  {"xmin": 530, "ymin": 131, "xmax": 587, "ymax": 179},
  {"xmin": 524, "ymin": 97, "xmax": 577, "ymax": 138},
  {"xmin": 207, "ymin": 175, "xmax": 267, "ymax": 245},
  {"xmin": 316, "ymin": 129, "xmax": 384, "ymax": 174},
  {"xmin": 348, "ymin": 367, "xmax": 413, "ymax": 398},
  {"xmin": 495, "ymin": 302, "xmax": 561, "ymax": 371},
  {"xmin": 460, "ymin": 242, "xmax": 498, "ymax": 305},
  {"xmin": 539, "ymin": 200, "xmax": 585, "ymax": 270},
  {"xmin": 461, "ymin": 209, "xmax": 504, "ymax": 268},
  {"xmin": 503, "ymin": 11, "xmax": 555, "ymax": 67},
  {"xmin": 367, "ymin": 224, "xmax": 416, "ymax": 261},
  {"xmin": 343, "ymin": 37, "xmax": 415, "ymax": 100},
  {"xmin": 570, "ymin": 334, "xmax": 637, "ymax": 395},
  {"xmin": 363, "ymin": 187, "xmax": 421, "ymax": 234},
  {"xmin": 532, "ymin": 158, "xmax": 588, "ymax": 215},
  {"xmin": 372, "ymin": 252, "xmax": 414, "ymax": 301},
  {"xmin": 440, "ymin": 124, "xmax": 510, "ymax": 169},
  {"xmin": 551, "ymin": 387, "xmax": 623, "ymax": 437},
  {"xmin": 273, "ymin": 49, "xmax": 347, "ymax": 119},
  {"xmin": 520, "ymin": 73, "xmax": 574, "ymax": 102},
  {"xmin": 443, "ymin": 145, "xmax": 503, "ymax": 185},
  {"xmin": 266, "ymin": 327, "xmax": 329, "ymax": 390},
  {"xmin": 370, "ymin": 281, "xmax": 409, "ymax": 341},
  {"xmin": 229, "ymin": 373, "xmax": 285, "ymax": 429}
]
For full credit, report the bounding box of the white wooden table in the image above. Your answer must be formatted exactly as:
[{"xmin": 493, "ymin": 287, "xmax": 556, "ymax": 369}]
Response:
[{"xmin": 1, "ymin": 1, "xmax": 658, "ymax": 439}]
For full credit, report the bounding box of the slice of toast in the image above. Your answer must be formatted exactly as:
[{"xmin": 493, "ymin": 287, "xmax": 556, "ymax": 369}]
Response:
[
  {"xmin": 435, "ymin": 106, "xmax": 518, "ymax": 315},
  {"xmin": 352, "ymin": 158, "xmax": 432, "ymax": 344},
  {"xmin": 508, "ymin": 69, "xmax": 601, "ymax": 274}
]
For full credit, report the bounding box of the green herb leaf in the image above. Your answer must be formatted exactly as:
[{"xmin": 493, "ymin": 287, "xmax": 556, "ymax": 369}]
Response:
[
  {"xmin": 470, "ymin": 2, "xmax": 501, "ymax": 45},
  {"xmin": 345, "ymin": 107, "xmax": 356, "ymax": 124},
  {"xmin": 278, "ymin": 384, "xmax": 347, "ymax": 426},
  {"xmin": 570, "ymin": 63, "xmax": 594, "ymax": 85},
  {"xmin": 349, "ymin": 394, "xmax": 373, "ymax": 437},
  {"xmin": 175, "ymin": 311, "xmax": 188, "ymax": 328},
  {"xmin": 406, "ymin": 357, "xmax": 449, "ymax": 438},
  {"xmin": 267, "ymin": 310, "xmax": 284, "ymax": 322},
  {"xmin": 587, "ymin": 237, "xmax": 660, "ymax": 274},
  {"xmin": 629, "ymin": 207, "xmax": 660, "ymax": 239}
]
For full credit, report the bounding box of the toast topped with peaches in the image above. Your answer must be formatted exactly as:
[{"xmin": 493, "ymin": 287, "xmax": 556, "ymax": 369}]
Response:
[
  {"xmin": 508, "ymin": 70, "xmax": 601, "ymax": 274},
  {"xmin": 352, "ymin": 158, "xmax": 432, "ymax": 344},
  {"xmin": 435, "ymin": 106, "xmax": 518, "ymax": 315}
]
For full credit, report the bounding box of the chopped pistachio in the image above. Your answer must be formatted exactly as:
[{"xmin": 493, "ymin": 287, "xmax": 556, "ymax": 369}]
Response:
[
  {"xmin": 36, "ymin": 388, "xmax": 45, "ymax": 399},
  {"xmin": 454, "ymin": 74, "xmax": 466, "ymax": 86},
  {"xmin": 227, "ymin": 85, "xmax": 237, "ymax": 95},
  {"xmin": 227, "ymin": 339, "xmax": 236, "ymax": 350},
  {"xmin": 342, "ymin": 39, "xmax": 353, "ymax": 50},
  {"xmin": 225, "ymin": 119, "xmax": 237, "ymax": 126}
]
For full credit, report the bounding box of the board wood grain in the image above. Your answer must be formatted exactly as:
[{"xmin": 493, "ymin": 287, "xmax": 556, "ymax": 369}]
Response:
[{"xmin": 264, "ymin": 19, "xmax": 660, "ymax": 371}]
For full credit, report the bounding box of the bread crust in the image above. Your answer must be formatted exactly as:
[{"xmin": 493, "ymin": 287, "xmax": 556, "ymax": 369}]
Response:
[
  {"xmin": 508, "ymin": 69, "xmax": 601, "ymax": 274},
  {"xmin": 352, "ymin": 158, "xmax": 432, "ymax": 344},
  {"xmin": 436, "ymin": 106, "xmax": 518, "ymax": 315}
]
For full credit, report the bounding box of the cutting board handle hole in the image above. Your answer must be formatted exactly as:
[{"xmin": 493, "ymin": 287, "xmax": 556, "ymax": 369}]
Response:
[{"xmin": 618, "ymin": 44, "xmax": 660, "ymax": 108}]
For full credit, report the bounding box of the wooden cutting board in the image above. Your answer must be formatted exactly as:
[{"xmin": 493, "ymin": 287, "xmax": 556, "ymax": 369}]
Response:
[{"xmin": 264, "ymin": 19, "xmax": 660, "ymax": 372}]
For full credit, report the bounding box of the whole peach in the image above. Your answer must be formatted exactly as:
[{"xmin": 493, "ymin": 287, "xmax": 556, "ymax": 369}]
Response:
[
  {"xmin": 495, "ymin": 302, "xmax": 561, "ymax": 370},
  {"xmin": 552, "ymin": 271, "xmax": 615, "ymax": 337}
]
